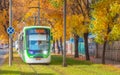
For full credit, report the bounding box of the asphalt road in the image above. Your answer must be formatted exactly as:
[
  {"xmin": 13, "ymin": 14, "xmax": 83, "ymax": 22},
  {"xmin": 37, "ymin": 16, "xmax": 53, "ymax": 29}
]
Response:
[{"xmin": 0, "ymin": 48, "xmax": 8, "ymax": 65}]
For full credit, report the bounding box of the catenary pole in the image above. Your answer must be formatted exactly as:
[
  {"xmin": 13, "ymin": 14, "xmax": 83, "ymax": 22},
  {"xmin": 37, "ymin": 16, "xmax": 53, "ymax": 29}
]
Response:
[
  {"xmin": 28, "ymin": 0, "xmax": 40, "ymax": 26},
  {"xmin": 38, "ymin": 0, "xmax": 40, "ymax": 26},
  {"xmin": 63, "ymin": 0, "xmax": 67, "ymax": 67},
  {"xmin": 9, "ymin": 0, "xmax": 13, "ymax": 66}
]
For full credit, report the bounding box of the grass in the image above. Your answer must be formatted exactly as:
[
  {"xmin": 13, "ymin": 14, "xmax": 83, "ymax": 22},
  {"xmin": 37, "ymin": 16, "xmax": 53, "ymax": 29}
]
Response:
[{"xmin": 0, "ymin": 52, "xmax": 120, "ymax": 75}]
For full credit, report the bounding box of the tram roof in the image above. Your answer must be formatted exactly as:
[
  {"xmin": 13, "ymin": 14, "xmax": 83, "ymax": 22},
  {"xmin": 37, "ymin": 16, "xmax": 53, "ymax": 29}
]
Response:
[{"xmin": 23, "ymin": 26, "xmax": 51, "ymax": 30}]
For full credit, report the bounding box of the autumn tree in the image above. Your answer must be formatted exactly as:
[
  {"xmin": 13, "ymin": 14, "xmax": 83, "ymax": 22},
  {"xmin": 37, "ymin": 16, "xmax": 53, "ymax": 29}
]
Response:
[
  {"xmin": 91, "ymin": 0, "xmax": 120, "ymax": 64},
  {"xmin": 67, "ymin": 15, "xmax": 85, "ymax": 58},
  {"xmin": 14, "ymin": 0, "xmax": 65, "ymax": 54},
  {"xmin": 48, "ymin": 0, "xmax": 92, "ymax": 59},
  {"xmin": 12, "ymin": 0, "xmax": 30, "ymax": 40},
  {"xmin": 66, "ymin": 0, "xmax": 93, "ymax": 60},
  {"xmin": 46, "ymin": 0, "xmax": 72, "ymax": 54},
  {"xmin": 0, "ymin": 0, "xmax": 9, "ymax": 43}
]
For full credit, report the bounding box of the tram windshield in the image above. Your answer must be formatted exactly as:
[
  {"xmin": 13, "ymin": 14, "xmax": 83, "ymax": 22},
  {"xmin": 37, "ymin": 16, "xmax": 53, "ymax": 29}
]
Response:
[{"xmin": 26, "ymin": 28, "xmax": 50, "ymax": 52}]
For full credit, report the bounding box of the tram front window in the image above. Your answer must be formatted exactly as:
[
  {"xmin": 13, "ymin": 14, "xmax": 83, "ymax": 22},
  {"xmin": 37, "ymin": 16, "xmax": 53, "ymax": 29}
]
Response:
[{"xmin": 26, "ymin": 29, "xmax": 50, "ymax": 55}]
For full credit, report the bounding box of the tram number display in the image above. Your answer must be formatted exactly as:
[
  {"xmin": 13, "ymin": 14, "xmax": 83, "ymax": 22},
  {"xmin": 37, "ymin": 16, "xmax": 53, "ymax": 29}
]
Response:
[
  {"xmin": 35, "ymin": 29, "xmax": 45, "ymax": 33},
  {"xmin": 36, "ymin": 58, "xmax": 41, "ymax": 60},
  {"xmin": 27, "ymin": 29, "xmax": 49, "ymax": 34}
]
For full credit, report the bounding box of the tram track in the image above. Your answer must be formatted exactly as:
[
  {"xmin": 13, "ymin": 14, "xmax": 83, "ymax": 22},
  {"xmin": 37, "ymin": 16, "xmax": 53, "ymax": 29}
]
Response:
[
  {"xmin": 45, "ymin": 65, "xmax": 65, "ymax": 75},
  {"xmin": 15, "ymin": 57, "xmax": 24, "ymax": 75},
  {"xmin": 17, "ymin": 61, "xmax": 38, "ymax": 75},
  {"xmin": 29, "ymin": 64, "xmax": 38, "ymax": 75},
  {"xmin": 29, "ymin": 64, "xmax": 65, "ymax": 75}
]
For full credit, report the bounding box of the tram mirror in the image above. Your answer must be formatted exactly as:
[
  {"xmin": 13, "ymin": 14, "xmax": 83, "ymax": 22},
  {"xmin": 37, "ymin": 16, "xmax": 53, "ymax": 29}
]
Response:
[
  {"xmin": 20, "ymin": 36, "xmax": 23, "ymax": 40},
  {"xmin": 51, "ymin": 32, "xmax": 53, "ymax": 40}
]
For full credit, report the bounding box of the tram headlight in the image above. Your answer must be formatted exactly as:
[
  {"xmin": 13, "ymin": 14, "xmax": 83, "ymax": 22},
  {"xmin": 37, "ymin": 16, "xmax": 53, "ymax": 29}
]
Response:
[
  {"xmin": 43, "ymin": 51, "xmax": 48, "ymax": 54},
  {"xmin": 29, "ymin": 50, "xmax": 35, "ymax": 54}
]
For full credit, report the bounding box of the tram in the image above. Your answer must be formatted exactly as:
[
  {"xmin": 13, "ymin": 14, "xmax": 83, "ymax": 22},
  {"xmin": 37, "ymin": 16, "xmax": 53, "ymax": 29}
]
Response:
[{"xmin": 17, "ymin": 26, "xmax": 51, "ymax": 64}]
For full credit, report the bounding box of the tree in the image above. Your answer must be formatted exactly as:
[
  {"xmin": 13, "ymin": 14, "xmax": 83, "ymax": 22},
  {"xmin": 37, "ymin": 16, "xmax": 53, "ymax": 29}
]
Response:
[
  {"xmin": 67, "ymin": 15, "xmax": 85, "ymax": 58},
  {"xmin": 91, "ymin": 0, "xmax": 120, "ymax": 64},
  {"xmin": 67, "ymin": 0, "xmax": 92, "ymax": 60},
  {"xmin": 12, "ymin": 0, "xmax": 34, "ymax": 40},
  {"xmin": 49, "ymin": 0, "xmax": 92, "ymax": 59},
  {"xmin": 0, "ymin": 0, "xmax": 9, "ymax": 43}
]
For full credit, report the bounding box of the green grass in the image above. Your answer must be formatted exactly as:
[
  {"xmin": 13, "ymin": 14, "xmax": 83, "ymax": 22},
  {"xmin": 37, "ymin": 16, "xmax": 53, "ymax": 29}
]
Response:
[{"xmin": 0, "ymin": 53, "xmax": 120, "ymax": 75}]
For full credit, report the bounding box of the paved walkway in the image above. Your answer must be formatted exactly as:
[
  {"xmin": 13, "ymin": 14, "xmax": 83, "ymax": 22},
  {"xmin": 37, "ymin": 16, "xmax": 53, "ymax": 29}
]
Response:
[
  {"xmin": 90, "ymin": 57, "xmax": 120, "ymax": 68},
  {"xmin": 0, "ymin": 56, "xmax": 4, "ymax": 66},
  {"xmin": 66, "ymin": 54, "xmax": 120, "ymax": 68},
  {"xmin": 0, "ymin": 49, "xmax": 8, "ymax": 66}
]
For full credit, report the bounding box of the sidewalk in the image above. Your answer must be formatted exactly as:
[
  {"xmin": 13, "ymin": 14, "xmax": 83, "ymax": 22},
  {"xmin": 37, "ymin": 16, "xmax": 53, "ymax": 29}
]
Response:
[
  {"xmin": 90, "ymin": 57, "xmax": 120, "ymax": 68},
  {"xmin": 65, "ymin": 54, "xmax": 120, "ymax": 68},
  {"xmin": 0, "ymin": 56, "xmax": 4, "ymax": 66},
  {"xmin": 0, "ymin": 49, "xmax": 8, "ymax": 66}
]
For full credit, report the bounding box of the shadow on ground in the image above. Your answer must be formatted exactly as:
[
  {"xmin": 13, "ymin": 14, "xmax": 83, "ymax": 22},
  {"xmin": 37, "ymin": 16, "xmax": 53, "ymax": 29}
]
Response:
[
  {"xmin": 0, "ymin": 70, "xmax": 53, "ymax": 75},
  {"xmin": 50, "ymin": 55, "xmax": 93, "ymax": 66},
  {"xmin": 25, "ymin": 55, "xmax": 93, "ymax": 66},
  {"xmin": 3, "ymin": 54, "xmax": 93, "ymax": 66}
]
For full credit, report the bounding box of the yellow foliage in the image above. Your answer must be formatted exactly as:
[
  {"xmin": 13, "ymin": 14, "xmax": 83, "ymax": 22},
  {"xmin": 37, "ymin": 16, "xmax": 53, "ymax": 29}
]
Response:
[
  {"xmin": 91, "ymin": 0, "xmax": 120, "ymax": 43},
  {"xmin": 67, "ymin": 14, "xmax": 88, "ymax": 37}
]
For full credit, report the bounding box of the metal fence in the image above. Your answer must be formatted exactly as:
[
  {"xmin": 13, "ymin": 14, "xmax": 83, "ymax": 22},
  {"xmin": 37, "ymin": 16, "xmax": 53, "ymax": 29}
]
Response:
[{"xmin": 97, "ymin": 41, "xmax": 120, "ymax": 62}]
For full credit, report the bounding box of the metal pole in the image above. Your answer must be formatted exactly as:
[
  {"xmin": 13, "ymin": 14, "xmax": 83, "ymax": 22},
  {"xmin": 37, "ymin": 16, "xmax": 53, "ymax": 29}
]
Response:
[
  {"xmin": 34, "ymin": 15, "xmax": 37, "ymax": 25},
  {"xmin": 38, "ymin": 0, "xmax": 40, "ymax": 26},
  {"xmin": 9, "ymin": 0, "xmax": 13, "ymax": 66},
  {"xmin": 63, "ymin": 0, "xmax": 67, "ymax": 67}
]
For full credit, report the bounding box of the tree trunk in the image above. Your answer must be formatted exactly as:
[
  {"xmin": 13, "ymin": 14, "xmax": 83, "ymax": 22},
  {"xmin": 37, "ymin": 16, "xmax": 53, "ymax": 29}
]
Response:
[
  {"xmin": 102, "ymin": 41, "xmax": 107, "ymax": 64},
  {"xmin": 74, "ymin": 34, "xmax": 79, "ymax": 58},
  {"xmin": 95, "ymin": 43, "xmax": 99, "ymax": 58},
  {"xmin": 56, "ymin": 39, "xmax": 60, "ymax": 54},
  {"xmin": 60, "ymin": 37, "xmax": 63, "ymax": 55},
  {"xmin": 84, "ymin": 33, "xmax": 90, "ymax": 60},
  {"xmin": 52, "ymin": 40, "xmax": 55, "ymax": 53}
]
